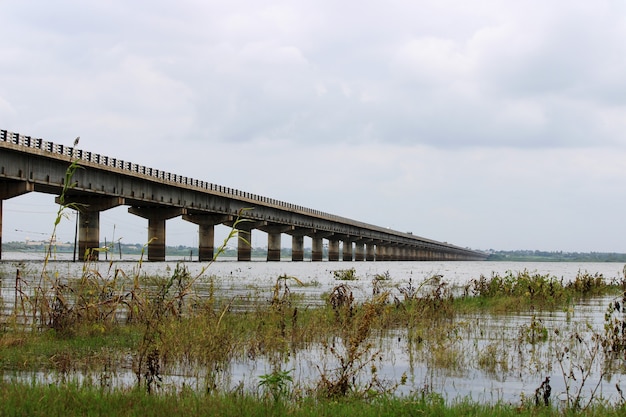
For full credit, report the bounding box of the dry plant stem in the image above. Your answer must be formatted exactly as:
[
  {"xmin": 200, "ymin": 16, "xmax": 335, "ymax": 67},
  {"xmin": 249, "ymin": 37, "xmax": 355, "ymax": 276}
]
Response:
[{"xmin": 556, "ymin": 332, "xmax": 606, "ymax": 412}]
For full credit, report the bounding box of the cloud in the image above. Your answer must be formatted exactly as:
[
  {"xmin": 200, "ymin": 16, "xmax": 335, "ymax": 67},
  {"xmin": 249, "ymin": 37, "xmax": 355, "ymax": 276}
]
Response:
[{"xmin": 2, "ymin": 0, "xmax": 626, "ymax": 252}]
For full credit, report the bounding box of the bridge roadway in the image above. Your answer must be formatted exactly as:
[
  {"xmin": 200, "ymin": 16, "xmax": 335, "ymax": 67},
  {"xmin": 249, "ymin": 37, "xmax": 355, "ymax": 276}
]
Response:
[{"xmin": 0, "ymin": 129, "xmax": 487, "ymax": 262}]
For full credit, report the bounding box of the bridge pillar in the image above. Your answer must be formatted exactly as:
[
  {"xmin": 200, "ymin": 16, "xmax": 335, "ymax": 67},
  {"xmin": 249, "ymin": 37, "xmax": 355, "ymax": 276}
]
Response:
[
  {"xmin": 376, "ymin": 245, "xmax": 386, "ymax": 261},
  {"xmin": 366, "ymin": 243, "xmax": 376, "ymax": 261},
  {"xmin": 286, "ymin": 228, "xmax": 312, "ymax": 262},
  {"xmin": 259, "ymin": 225, "xmax": 293, "ymax": 262},
  {"xmin": 385, "ymin": 245, "xmax": 393, "ymax": 261},
  {"xmin": 0, "ymin": 181, "xmax": 34, "ymax": 260},
  {"xmin": 389, "ymin": 246, "xmax": 397, "ymax": 261},
  {"xmin": 267, "ymin": 232, "xmax": 281, "ymax": 261},
  {"xmin": 236, "ymin": 224, "xmax": 253, "ymax": 261},
  {"xmin": 182, "ymin": 213, "xmax": 233, "ymax": 261},
  {"xmin": 354, "ymin": 242, "xmax": 365, "ymax": 261},
  {"xmin": 311, "ymin": 237, "xmax": 323, "ymax": 261},
  {"xmin": 292, "ymin": 235, "xmax": 304, "ymax": 261},
  {"xmin": 328, "ymin": 239, "xmax": 340, "ymax": 262},
  {"xmin": 310, "ymin": 232, "xmax": 333, "ymax": 262},
  {"xmin": 342, "ymin": 240, "xmax": 353, "ymax": 261},
  {"xmin": 77, "ymin": 210, "xmax": 99, "ymax": 260},
  {"xmin": 129, "ymin": 206, "xmax": 185, "ymax": 261},
  {"xmin": 60, "ymin": 196, "xmax": 125, "ymax": 261}
]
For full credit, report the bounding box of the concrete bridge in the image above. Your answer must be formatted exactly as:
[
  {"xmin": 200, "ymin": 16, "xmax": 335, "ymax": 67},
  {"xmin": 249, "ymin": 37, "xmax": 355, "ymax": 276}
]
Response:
[{"xmin": 0, "ymin": 129, "xmax": 487, "ymax": 262}]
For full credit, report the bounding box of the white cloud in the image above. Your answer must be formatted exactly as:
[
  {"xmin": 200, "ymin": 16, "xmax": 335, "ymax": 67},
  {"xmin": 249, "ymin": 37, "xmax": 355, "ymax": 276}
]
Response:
[{"xmin": 2, "ymin": 0, "xmax": 626, "ymax": 252}]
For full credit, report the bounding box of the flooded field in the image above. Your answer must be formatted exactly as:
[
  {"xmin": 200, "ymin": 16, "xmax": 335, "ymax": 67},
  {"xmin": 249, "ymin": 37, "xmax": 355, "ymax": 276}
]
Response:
[{"xmin": 2, "ymin": 257, "xmax": 626, "ymax": 406}]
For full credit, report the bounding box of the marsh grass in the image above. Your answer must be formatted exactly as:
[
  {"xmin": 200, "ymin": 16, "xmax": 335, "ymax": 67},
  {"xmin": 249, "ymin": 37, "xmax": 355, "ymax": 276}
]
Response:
[
  {"xmin": 2, "ymin": 380, "xmax": 626, "ymax": 417},
  {"xmin": 460, "ymin": 270, "xmax": 623, "ymax": 313}
]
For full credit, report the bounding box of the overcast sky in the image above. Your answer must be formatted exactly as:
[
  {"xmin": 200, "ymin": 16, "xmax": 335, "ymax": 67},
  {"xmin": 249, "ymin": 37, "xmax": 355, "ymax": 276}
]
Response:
[{"xmin": 2, "ymin": 0, "xmax": 626, "ymax": 252}]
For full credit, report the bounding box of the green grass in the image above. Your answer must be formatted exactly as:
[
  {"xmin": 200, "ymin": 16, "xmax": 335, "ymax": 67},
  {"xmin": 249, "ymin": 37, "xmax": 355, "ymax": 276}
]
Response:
[
  {"xmin": 0, "ymin": 325, "xmax": 139, "ymax": 372},
  {"xmin": 1, "ymin": 381, "xmax": 625, "ymax": 417}
]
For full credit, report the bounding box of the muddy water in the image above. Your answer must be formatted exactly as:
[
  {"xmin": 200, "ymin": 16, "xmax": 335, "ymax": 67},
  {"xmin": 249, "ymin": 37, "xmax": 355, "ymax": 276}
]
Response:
[{"xmin": 2, "ymin": 258, "xmax": 626, "ymax": 404}]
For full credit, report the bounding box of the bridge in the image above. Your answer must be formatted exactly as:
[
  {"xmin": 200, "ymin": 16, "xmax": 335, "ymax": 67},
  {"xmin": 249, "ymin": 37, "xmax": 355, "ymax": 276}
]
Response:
[{"xmin": 0, "ymin": 129, "xmax": 487, "ymax": 262}]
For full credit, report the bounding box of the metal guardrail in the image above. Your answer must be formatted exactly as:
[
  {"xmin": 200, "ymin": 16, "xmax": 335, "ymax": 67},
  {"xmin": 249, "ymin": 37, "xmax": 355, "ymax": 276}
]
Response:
[
  {"xmin": 0, "ymin": 129, "xmax": 329, "ymax": 216},
  {"xmin": 0, "ymin": 129, "xmax": 482, "ymax": 254}
]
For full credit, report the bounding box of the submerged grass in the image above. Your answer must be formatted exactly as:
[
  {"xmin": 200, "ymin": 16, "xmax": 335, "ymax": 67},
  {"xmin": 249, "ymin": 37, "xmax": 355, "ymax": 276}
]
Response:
[{"xmin": 456, "ymin": 269, "xmax": 625, "ymax": 313}]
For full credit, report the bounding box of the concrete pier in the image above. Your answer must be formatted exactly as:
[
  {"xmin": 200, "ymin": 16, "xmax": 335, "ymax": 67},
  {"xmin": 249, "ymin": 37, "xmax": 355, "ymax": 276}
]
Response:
[
  {"xmin": 236, "ymin": 225, "xmax": 253, "ymax": 261},
  {"xmin": 129, "ymin": 207, "xmax": 185, "ymax": 261},
  {"xmin": 60, "ymin": 196, "xmax": 125, "ymax": 260},
  {"xmin": 0, "ymin": 181, "xmax": 33, "ymax": 260},
  {"xmin": 354, "ymin": 242, "xmax": 365, "ymax": 261},
  {"xmin": 291, "ymin": 235, "xmax": 304, "ymax": 261},
  {"xmin": 182, "ymin": 213, "xmax": 232, "ymax": 261},
  {"xmin": 328, "ymin": 239, "xmax": 340, "ymax": 262},
  {"xmin": 311, "ymin": 236, "xmax": 324, "ymax": 261},
  {"xmin": 260, "ymin": 225, "xmax": 293, "ymax": 262},
  {"xmin": 342, "ymin": 239, "xmax": 353, "ymax": 262}
]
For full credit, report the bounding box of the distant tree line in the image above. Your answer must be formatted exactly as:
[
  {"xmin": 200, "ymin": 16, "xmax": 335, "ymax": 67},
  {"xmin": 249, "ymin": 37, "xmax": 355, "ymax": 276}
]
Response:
[
  {"xmin": 487, "ymin": 250, "xmax": 626, "ymax": 262},
  {"xmin": 4, "ymin": 241, "xmax": 625, "ymax": 262}
]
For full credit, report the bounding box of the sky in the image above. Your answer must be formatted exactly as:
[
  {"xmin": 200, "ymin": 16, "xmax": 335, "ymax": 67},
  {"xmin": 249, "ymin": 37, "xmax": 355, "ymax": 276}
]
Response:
[{"xmin": 1, "ymin": 0, "xmax": 626, "ymax": 253}]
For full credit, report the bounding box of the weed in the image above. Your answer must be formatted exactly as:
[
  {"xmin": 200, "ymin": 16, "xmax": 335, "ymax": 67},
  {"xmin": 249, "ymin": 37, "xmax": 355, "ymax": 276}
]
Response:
[
  {"xmin": 555, "ymin": 330, "xmax": 606, "ymax": 412},
  {"xmin": 333, "ymin": 268, "xmax": 358, "ymax": 281},
  {"xmin": 328, "ymin": 284, "xmax": 354, "ymax": 322},
  {"xmin": 519, "ymin": 315, "xmax": 549, "ymax": 345},
  {"xmin": 316, "ymin": 294, "xmax": 391, "ymax": 398},
  {"xmin": 603, "ymin": 292, "xmax": 626, "ymax": 357},
  {"xmin": 534, "ymin": 376, "xmax": 552, "ymax": 406},
  {"xmin": 477, "ymin": 342, "xmax": 510, "ymax": 376},
  {"xmin": 258, "ymin": 368, "xmax": 293, "ymax": 402}
]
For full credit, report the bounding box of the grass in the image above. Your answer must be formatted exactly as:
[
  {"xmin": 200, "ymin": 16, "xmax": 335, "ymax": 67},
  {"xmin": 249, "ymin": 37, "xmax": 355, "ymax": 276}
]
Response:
[
  {"xmin": 1, "ymin": 381, "xmax": 626, "ymax": 416},
  {"xmin": 454, "ymin": 269, "xmax": 625, "ymax": 313}
]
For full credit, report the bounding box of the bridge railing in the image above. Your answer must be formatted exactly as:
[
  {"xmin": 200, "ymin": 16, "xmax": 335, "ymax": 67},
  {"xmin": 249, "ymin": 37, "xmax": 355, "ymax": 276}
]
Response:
[
  {"xmin": 0, "ymin": 129, "xmax": 482, "ymax": 255},
  {"xmin": 0, "ymin": 129, "xmax": 345, "ymax": 222}
]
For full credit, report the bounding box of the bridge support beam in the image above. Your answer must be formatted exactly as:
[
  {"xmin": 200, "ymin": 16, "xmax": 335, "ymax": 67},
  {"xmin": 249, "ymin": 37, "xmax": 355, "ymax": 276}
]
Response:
[
  {"xmin": 182, "ymin": 213, "xmax": 232, "ymax": 261},
  {"xmin": 129, "ymin": 206, "xmax": 185, "ymax": 261},
  {"xmin": 259, "ymin": 225, "xmax": 293, "ymax": 262},
  {"xmin": 287, "ymin": 228, "xmax": 313, "ymax": 262},
  {"xmin": 292, "ymin": 235, "xmax": 304, "ymax": 262},
  {"xmin": 354, "ymin": 242, "xmax": 365, "ymax": 261},
  {"xmin": 310, "ymin": 231, "xmax": 332, "ymax": 262},
  {"xmin": 267, "ymin": 232, "xmax": 281, "ymax": 261},
  {"xmin": 0, "ymin": 181, "xmax": 34, "ymax": 260},
  {"xmin": 342, "ymin": 239, "xmax": 353, "ymax": 262},
  {"xmin": 311, "ymin": 237, "xmax": 323, "ymax": 261},
  {"xmin": 228, "ymin": 221, "xmax": 264, "ymax": 261},
  {"xmin": 391, "ymin": 246, "xmax": 401, "ymax": 261},
  {"xmin": 60, "ymin": 196, "xmax": 125, "ymax": 261},
  {"xmin": 366, "ymin": 243, "xmax": 376, "ymax": 261},
  {"xmin": 328, "ymin": 239, "xmax": 340, "ymax": 262},
  {"xmin": 376, "ymin": 245, "xmax": 387, "ymax": 261}
]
